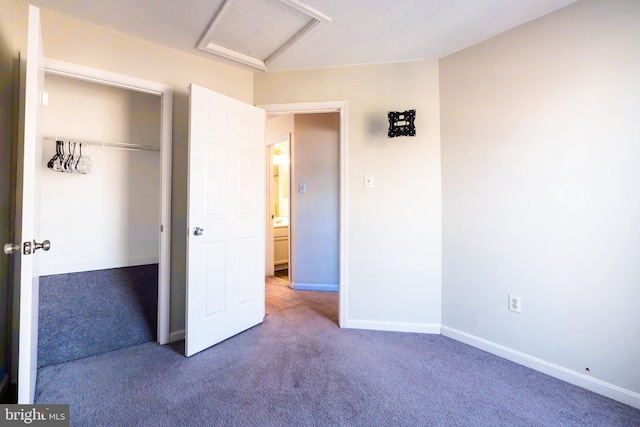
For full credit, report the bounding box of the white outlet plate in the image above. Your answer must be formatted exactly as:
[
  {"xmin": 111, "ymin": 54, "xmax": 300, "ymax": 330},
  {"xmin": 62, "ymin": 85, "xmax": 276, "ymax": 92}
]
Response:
[
  {"xmin": 364, "ymin": 174, "xmax": 374, "ymax": 189},
  {"xmin": 508, "ymin": 294, "xmax": 521, "ymax": 313}
]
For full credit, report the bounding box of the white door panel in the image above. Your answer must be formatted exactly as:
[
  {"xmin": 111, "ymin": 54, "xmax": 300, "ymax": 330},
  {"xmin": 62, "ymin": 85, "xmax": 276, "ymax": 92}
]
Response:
[
  {"xmin": 186, "ymin": 84, "xmax": 265, "ymax": 357},
  {"xmin": 11, "ymin": 5, "xmax": 46, "ymax": 404}
]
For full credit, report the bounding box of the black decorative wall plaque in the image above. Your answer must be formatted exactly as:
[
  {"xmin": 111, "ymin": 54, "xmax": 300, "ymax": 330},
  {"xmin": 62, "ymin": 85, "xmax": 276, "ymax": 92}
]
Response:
[{"xmin": 387, "ymin": 110, "xmax": 416, "ymax": 138}]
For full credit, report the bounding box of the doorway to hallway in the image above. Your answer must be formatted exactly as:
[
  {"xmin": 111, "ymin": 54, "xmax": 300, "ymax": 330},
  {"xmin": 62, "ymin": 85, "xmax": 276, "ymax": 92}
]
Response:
[{"xmin": 266, "ymin": 112, "xmax": 340, "ymax": 293}]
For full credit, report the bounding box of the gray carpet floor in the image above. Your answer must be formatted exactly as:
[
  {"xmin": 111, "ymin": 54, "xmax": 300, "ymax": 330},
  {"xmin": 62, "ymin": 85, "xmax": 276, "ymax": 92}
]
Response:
[
  {"xmin": 35, "ymin": 277, "xmax": 640, "ymax": 426},
  {"xmin": 38, "ymin": 265, "xmax": 158, "ymax": 368}
]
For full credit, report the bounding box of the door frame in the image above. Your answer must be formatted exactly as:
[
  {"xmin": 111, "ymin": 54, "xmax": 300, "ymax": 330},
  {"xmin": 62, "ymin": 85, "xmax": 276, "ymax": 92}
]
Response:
[
  {"xmin": 266, "ymin": 133, "xmax": 291, "ymax": 279},
  {"xmin": 259, "ymin": 101, "xmax": 348, "ymax": 327},
  {"xmin": 42, "ymin": 58, "xmax": 173, "ymax": 345}
]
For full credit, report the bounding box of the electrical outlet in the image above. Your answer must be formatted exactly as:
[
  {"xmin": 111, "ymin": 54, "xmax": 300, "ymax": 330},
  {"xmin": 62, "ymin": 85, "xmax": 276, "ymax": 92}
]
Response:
[
  {"xmin": 508, "ymin": 294, "xmax": 521, "ymax": 313},
  {"xmin": 364, "ymin": 174, "xmax": 374, "ymax": 189}
]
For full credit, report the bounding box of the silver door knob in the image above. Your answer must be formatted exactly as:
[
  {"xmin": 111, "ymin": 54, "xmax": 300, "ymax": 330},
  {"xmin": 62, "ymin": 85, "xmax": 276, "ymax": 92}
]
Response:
[
  {"xmin": 33, "ymin": 240, "xmax": 51, "ymax": 253},
  {"xmin": 23, "ymin": 239, "xmax": 51, "ymax": 255},
  {"xmin": 4, "ymin": 243, "xmax": 19, "ymax": 255},
  {"xmin": 193, "ymin": 227, "xmax": 204, "ymax": 236}
]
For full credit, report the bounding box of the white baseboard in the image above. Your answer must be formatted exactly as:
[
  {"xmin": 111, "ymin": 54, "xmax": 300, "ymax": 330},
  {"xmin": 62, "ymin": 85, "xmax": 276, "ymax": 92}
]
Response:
[
  {"xmin": 289, "ymin": 282, "xmax": 338, "ymax": 292},
  {"xmin": 169, "ymin": 329, "xmax": 185, "ymax": 343},
  {"xmin": 39, "ymin": 257, "xmax": 159, "ymax": 276},
  {"xmin": 441, "ymin": 325, "xmax": 640, "ymax": 409},
  {"xmin": 342, "ymin": 319, "xmax": 441, "ymax": 334}
]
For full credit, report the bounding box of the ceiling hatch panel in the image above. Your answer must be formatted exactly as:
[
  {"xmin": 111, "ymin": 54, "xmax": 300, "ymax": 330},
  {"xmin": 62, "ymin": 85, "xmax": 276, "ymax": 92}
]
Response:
[
  {"xmin": 198, "ymin": 0, "xmax": 331, "ymax": 71},
  {"xmin": 212, "ymin": 0, "xmax": 312, "ymax": 60}
]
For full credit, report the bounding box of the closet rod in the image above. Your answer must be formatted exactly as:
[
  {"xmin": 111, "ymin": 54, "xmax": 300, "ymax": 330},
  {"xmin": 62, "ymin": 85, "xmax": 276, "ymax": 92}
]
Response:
[{"xmin": 43, "ymin": 135, "xmax": 160, "ymax": 152}]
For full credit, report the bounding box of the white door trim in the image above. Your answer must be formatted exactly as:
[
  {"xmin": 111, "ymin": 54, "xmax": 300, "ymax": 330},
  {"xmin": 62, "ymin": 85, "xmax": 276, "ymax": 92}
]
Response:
[
  {"xmin": 258, "ymin": 101, "xmax": 348, "ymax": 327},
  {"xmin": 265, "ymin": 145, "xmax": 275, "ymax": 277},
  {"xmin": 43, "ymin": 58, "xmax": 173, "ymax": 345}
]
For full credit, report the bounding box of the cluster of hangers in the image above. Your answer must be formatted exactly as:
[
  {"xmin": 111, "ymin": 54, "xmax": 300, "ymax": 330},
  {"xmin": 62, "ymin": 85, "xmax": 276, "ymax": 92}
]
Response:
[{"xmin": 47, "ymin": 140, "xmax": 93, "ymax": 174}]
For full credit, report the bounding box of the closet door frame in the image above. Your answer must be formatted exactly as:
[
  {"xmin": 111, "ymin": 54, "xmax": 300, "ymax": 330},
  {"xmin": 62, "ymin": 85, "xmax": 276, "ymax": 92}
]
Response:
[{"xmin": 43, "ymin": 58, "xmax": 173, "ymax": 345}]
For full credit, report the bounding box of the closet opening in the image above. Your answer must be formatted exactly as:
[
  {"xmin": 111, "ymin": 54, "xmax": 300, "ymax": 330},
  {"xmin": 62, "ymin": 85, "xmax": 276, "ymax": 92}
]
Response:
[{"xmin": 36, "ymin": 59, "xmax": 172, "ymax": 369}]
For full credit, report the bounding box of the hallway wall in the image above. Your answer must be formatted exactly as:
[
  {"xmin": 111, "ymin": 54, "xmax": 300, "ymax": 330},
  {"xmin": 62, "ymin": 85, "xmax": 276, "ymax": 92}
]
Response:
[{"xmin": 291, "ymin": 113, "xmax": 340, "ymax": 289}]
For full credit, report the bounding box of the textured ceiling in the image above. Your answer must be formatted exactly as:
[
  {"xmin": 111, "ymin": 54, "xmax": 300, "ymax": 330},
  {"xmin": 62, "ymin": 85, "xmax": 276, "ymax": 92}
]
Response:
[
  {"xmin": 25, "ymin": 0, "xmax": 579, "ymax": 72},
  {"xmin": 209, "ymin": 0, "xmax": 312, "ymax": 60}
]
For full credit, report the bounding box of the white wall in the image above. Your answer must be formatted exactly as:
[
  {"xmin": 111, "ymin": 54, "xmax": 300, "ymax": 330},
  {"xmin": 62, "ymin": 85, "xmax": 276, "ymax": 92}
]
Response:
[
  {"xmin": 29, "ymin": 7, "xmax": 254, "ymax": 333},
  {"xmin": 266, "ymin": 114, "xmax": 293, "ymax": 142},
  {"xmin": 440, "ymin": 0, "xmax": 640, "ymax": 404},
  {"xmin": 39, "ymin": 74, "xmax": 161, "ymax": 275},
  {"xmin": 292, "ymin": 113, "xmax": 339, "ymax": 288},
  {"xmin": 255, "ymin": 61, "xmax": 442, "ymax": 332}
]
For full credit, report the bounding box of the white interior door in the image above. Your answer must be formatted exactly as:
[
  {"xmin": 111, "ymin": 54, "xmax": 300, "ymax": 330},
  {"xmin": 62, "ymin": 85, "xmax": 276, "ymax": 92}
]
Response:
[
  {"xmin": 9, "ymin": 5, "xmax": 46, "ymax": 404},
  {"xmin": 186, "ymin": 84, "xmax": 266, "ymax": 357}
]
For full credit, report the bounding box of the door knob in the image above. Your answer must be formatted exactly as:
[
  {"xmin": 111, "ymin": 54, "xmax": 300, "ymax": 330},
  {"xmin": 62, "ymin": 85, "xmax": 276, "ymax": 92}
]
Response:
[
  {"xmin": 33, "ymin": 240, "xmax": 51, "ymax": 253},
  {"xmin": 23, "ymin": 239, "xmax": 51, "ymax": 255},
  {"xmin": 4, "ymin": 243, "xmax": 19, "ymax": 255},
  {"xmin": 193, "ymin": 227, "xmax": 204, "ymax": 236}
]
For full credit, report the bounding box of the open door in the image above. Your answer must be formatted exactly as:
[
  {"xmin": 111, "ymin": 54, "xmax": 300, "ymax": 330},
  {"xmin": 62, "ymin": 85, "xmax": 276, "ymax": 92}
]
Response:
[
  {"xmin": 185, "ymin": 84, "xmax": 266, "ymax": 357},
  {"xmin": 5, "ymin": 5, "xmax": 47, "ymax": 404}
]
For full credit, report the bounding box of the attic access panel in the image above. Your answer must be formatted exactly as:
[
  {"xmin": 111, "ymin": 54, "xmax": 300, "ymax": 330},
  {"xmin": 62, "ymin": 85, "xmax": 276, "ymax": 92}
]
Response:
[{"xmin": 198, "ymin": 0, "xmax": 331, "ymax": 71}]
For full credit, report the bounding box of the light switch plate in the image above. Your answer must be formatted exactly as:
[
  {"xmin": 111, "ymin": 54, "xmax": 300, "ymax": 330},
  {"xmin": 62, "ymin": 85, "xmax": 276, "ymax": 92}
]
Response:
[
  {"xmin": 298, "ymin": 183, "xmax": 307, "ymax": 193},
  {"xmin": 364, "ymin": 174, "xmax": 374, "ymax": 189}
]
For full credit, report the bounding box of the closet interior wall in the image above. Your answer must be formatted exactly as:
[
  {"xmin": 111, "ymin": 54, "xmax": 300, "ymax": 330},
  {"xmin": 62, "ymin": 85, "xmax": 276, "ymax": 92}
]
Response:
[{"xmin": 37, "ymin": 73, "xmax": 162, "ymax": 367}]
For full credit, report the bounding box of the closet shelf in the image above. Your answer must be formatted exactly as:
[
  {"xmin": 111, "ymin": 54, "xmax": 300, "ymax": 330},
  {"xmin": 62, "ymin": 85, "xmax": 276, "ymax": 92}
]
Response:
[{"xmin": 43, "ymin": 135, "xmax": 160, "ymax": 152}]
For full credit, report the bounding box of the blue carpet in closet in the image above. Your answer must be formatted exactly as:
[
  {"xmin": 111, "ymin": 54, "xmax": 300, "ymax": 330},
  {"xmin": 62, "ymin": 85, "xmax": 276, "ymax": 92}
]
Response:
[{"xmin": 37, "ymin": 264, "xmax": 158, "ymax": 368}]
